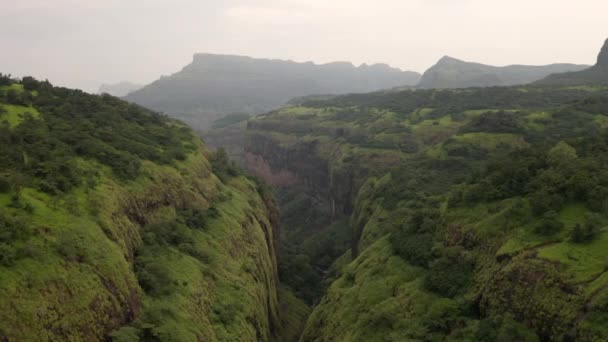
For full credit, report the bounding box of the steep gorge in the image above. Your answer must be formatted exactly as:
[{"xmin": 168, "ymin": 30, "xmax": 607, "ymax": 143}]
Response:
[
  {"xmin": 5, "ymin": 39, "xmax": 608, "ymax": 342},
  {"xmin": 243, "ymin": 83, "xmax": 608, "ymax": 341}
]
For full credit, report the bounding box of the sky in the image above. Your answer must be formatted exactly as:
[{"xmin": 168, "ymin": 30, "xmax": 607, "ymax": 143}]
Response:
[{"xmin": 1, "ymin": 0, "xmax": 606, "ymax": 92}]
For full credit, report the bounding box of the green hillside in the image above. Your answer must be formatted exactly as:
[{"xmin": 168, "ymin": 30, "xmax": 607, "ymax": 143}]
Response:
[
  {"xmin": 0, "ymin": 75, "xmax": 292, "ymax": 341},
  {"xmin": 244, "ymin": 84, "xmax": 608, "ymax": 340}
]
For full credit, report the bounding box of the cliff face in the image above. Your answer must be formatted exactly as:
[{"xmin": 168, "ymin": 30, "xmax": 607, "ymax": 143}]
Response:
[
  {"xmin": 244, "ymin": 129, "xmax": 366, "ymax": 222},
  {"xmin": 0, "ymin": 150, "xmax": 283, "ymax": 342},
  {"xmin": 596, "ymin": 39, "xmax": 608, "ymax": 66},
  {"xmin": 124, "ymin": 54, "xmax": 420, "ymax": 130}
]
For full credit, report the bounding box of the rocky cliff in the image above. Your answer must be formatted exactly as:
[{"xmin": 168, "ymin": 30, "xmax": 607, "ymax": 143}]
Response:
[{"xmin": 596, "ymin": 39, "xmax": 608, "ymax": 66}]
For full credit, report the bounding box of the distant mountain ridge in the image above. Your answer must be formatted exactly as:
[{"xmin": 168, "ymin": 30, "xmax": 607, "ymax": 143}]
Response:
[
  {"xmin": 536, "ymin": 39, "xmax": 608, "ymax": 86},
  {"xmin": 418, "ymin": 56, "xmax": 588, "ymax": 89},
  {"xmin": 98, "ymin": 81, "xmax": 142, "ymax": 97},
  {"xmin": 124, "ymin": 53, "xmax": 421, "ymax": 129}
]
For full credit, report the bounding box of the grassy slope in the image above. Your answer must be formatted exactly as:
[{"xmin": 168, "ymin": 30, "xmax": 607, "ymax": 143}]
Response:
[
  {"xmin": 302, "ymin": 193, "xmax": 608, "ymax": 341},
  {"xmin": 0, "ymin": 80, "xmax": 282, "ymax": 341},
  {"xmin": 0, "ymin": 104, "xmax": 40, "ymax": 127}
]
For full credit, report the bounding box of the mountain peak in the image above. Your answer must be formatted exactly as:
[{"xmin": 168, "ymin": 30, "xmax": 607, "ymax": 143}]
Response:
[
  {"xmin": 437, "ymin": 56, "xmax": 463, "ymax": 64},
  {"xmin": 597, "ymin": 38, "xmax": 608, "ymax": 66}
]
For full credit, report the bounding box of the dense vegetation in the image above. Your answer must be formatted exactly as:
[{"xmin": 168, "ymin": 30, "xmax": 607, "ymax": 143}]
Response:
[
  {"xmin": 0, "ymin": 75, "xmax": 290, "ymax": 341},
  {"xmin": 0, "ymin": 74, "xmax": 194, "ymax": 193},
  {"xmin": 245, "ymin": 79, "xmax": 608, "ymax": 340},
  {"xmin": 4, "ymin": 38, "xmax": 608, "ymax": 342}
]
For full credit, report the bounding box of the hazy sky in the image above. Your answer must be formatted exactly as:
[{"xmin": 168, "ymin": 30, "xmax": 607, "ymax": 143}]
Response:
[{"xmin": 1, "ymin": 0, "xmax": 606, "ymax": 92}]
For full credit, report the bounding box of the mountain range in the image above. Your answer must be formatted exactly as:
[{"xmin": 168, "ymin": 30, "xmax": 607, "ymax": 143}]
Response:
[
  {"xmin": 418, "ymin": 56, "xmax": 588, "ymax": 89},
  {"xmin": 98, "ymin": 81, "xmax": 142, "ymax": 97},
  {"xmin": 124, "ymin": 54, "xmax": 421, "ymax": 129},
  {"xmin": 123, "ymin": 53, "xmax": 595, "ymax": 130}
]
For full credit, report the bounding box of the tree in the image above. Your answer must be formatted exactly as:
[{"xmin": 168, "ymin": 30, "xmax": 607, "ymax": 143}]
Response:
[
  {"xmin": 548, "ymin": 141, "xmax": 577, "ymax": 166},
  {"xmin": 210, "ymin": 148, "xmax": 239, "ymax": 181},
  {"xmin": 534, "ymin": 211, "xmax": 564, "ymax": 236},
  {"xmin": 21, "ymin": 76, "xmax": 39, "ymax": 91},
  {"xmin": 5, "ymin": 89, "xmax": 22, "ymax": 105},
  {"xmin": 571, "ymin": 213, "xmax": 603, "ymax": 243},
  {"xmin": 391, "ymin": 232, "xmax": 434, "ymax": 267},
  {"xmin": 530, "ymin": 190, "xmax": 563, "ymax": 215},
  {"xmin": 423, "ymin": 248, "xmax": 473, "ymax": 297}
]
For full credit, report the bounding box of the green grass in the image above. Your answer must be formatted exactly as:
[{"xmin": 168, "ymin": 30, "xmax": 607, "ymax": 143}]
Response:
[
  {"xmin": 462, "ymin": 109, "xmax": 512, "ymax": 117},
  {"xmin": 407, "ymin": 107, "xmax": 435, "ymax": 123},
  {"xmin": 454, "ymin": 132, "xmax": 528, "ymax": 150},
  {"xmin": 558, "ymin": 203, "xmax": 589, "ymax": 228},
  {"xmin": 537, "ymin": 231, "xmax": 608, "ymax": 283},
  {"xmin": 496, "ymin": 203, "xmax": 588, "ymax": 258},
  {"xmin": 278, "ymin": 106, "xmax": 328, "ymax": 117},
  {"xmin": 524, "ymin": 111, "xmax": 551, "ymax": 131},
  {"xmin": 427, "ymin": 132, "xmax": 527, "ymax": 159},
  {"xmin": 563, "ymin": 85, "xmax": 608, "ymax": 92},
  {"xmin": 0, "ymin": 83, "xmax": 24, "ymax": 94},
  {"xmin": 0, "ymin": 104, "xmax": 40, "ymax": 127},
  {"xmin": 413, "ymin": 115, "xmax": 454, "ymax": 128},
  {"xmin": 0, "ymin": 186, "xmax": 140, "ymax": 341}
]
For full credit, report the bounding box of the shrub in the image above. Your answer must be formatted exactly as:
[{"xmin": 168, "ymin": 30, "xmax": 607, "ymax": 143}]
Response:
[
  {"xmin": 424, "ymin": 249, "xmax": 473, "ymax": 298},
  {"xmin": 496, "ymin": 317, "xmax": 539, "ymax": 342},
  {"xmin": 56, "ymin": 233, "xmax": 88, "ymax": 262},
  {"xmin": 210, "ymin": 148, "xmax": 240, "ymax": 181},
  {"xmin": 0, "ymin": 243, "xmax": 17, "ymax": 267},
  {"xmin": 178, "ymin": 208, "xmax": 208, "ymax": 230},
  {"xmin": 135, "ymin": 257, "xmax": 174, "ymax": 296},
  {"xmin": 475, "ymin": 319, "xmax": 499, "ymax": 342},
  {"xmin": 0, "ymin": 211, "xmax": 31, "ymax": 242},
  {"xmin": 476, "ymin": 317, "xmax": 539, "ymax": 342},
  {"xmin": 530, "ymin": 190, "xmax": 563, "ymax": 215},
  {"xmin": 21, "ymin": 76, "xmax": 40, "ymax": 91},
  {"xmin": 0, "ymin": 176, "xmax": 10, "ymax": 193},
  {"xmin": 391, "ymin": 232, "xmax": 434, "ymax": 267},
  {"xmin": 534, "ymin": 211, "xmax": 564, "ymax": 236},
  {"xmin": 0, "ymin": 73, "xmax": 12, "ymax": 86},
  {"xmin": 144, "ymin": 222, "xmax": 194, "ymax": 247},
  {"xmin": 212, "ymin": 301, "xmax": 243, "ymax": 325},
  {"xmin": 110, "ymin": 326, "xmax": 141, "ymax": 342},
  {"xmin": 422, "ymin": 299, "xmax": 461, "ymax": 333},
  {"xmin": 571, "ymin": 214, "xmax": 603, "ymax": 243},
  {"xmin": 460, "ymin": 111, "xmax": 523, "ymax": 134}
]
